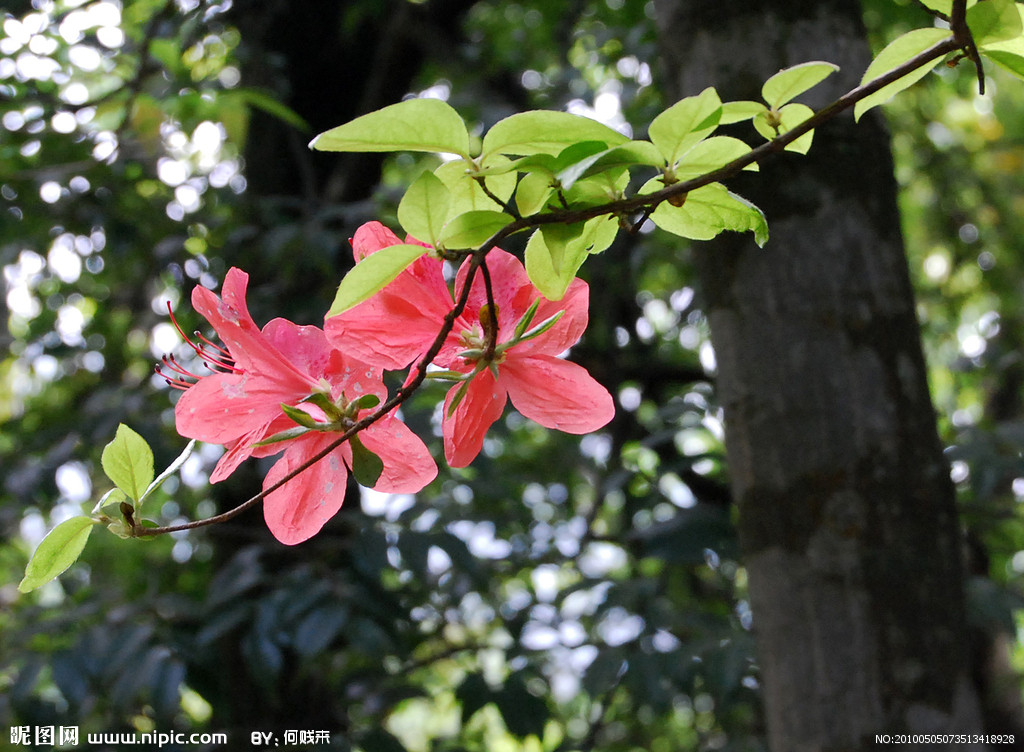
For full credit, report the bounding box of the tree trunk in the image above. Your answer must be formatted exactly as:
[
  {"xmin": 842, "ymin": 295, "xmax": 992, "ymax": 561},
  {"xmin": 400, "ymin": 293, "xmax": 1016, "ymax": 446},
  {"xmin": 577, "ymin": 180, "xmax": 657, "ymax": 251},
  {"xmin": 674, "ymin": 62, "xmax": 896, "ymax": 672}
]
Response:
[{"xmin": 653, "ymin": 1, "xmax": 984, "ymax": 749}]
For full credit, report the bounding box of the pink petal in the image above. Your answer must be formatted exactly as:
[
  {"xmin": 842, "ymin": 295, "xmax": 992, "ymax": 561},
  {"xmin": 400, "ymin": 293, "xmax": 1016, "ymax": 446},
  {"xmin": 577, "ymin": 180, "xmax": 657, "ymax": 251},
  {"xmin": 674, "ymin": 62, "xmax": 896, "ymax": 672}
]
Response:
[
  {"xmin": 454, "ymin": 249, "xmax": 534, "ymax": 328},
  {"xmin": 174, "ymin": 371, "xmax": 287, "ymax": 445},
  {"xmin": 191, "ymin": 269, "xmax": 315, "ymax": 391},
  {"xmin": 262, "ymin": 434, "xmax": 351, "ymax": 545},
  {"xmin": 351, "ymin": 221, "xmax": 404, "ymax": 261},
  {"xmin": 512, "ymin": 278, "xmax": 590, "ymax": 356},
  {"xmin": 501, "ymin": 354, "xmax": 614, "ymax": 433},
  {"xmin": 443, "ymin": 369, "xmax": 508, "ymax": 467},
  {"xmin": 360, "ymin": 416, "xmax": 438, "ymax": 492}
]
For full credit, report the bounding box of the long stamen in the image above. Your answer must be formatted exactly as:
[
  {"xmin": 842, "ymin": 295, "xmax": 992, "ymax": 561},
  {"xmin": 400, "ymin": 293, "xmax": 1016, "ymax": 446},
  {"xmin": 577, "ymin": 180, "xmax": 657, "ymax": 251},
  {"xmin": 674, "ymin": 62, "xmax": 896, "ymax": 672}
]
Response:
[{"xmin": 164, "ymin": 302, "xmax": 240, "ymax": 375}]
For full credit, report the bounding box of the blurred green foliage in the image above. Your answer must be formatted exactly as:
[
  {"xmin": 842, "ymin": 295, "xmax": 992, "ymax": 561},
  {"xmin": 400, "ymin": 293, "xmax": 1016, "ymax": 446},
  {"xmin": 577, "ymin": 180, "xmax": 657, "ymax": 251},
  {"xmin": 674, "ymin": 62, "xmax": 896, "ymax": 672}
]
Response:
[{"xmin": 1, "ymin": 1, "xmax": 1021, "ymax": 750}]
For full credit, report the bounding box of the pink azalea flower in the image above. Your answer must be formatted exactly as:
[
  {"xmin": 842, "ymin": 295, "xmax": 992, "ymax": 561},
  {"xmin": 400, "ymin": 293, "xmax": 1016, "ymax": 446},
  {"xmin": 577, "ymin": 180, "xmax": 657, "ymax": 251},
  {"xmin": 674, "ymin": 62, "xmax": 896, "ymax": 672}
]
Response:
[
  {"xmin": 326, "ymin": 222, "xmax": 615, "ymax": 467},
  {"xmin": 168, "ymin": 267, "xmax": 436, "ymax": 545}
]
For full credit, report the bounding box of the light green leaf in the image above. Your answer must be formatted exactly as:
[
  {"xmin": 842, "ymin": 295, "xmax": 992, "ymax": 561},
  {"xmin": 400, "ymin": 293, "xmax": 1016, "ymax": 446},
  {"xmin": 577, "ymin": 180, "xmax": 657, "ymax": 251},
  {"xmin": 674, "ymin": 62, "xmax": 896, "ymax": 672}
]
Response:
[
  {"xmin": 19, "ymin": 516, "xmax": 98, "ymax": 593},
  {"xmin": 398, "ymin": 170, "xmax": 451, "ymax": 246},
  {"xmin": 761, "ymin": 61, "xmax": 840, "ymax": 108},
  {"xmin": 853, "ymin": 27, "xmax": 950, "ymax": 121},
  {"xmin": 101, "ymin": 424, "xmax": 154, "ymax": 503},
  {"xmin": 481, "ymin": 110, "xmax": 629, "ymax": 157},
  {"xmin": 753, "ymin": 104, "xmax": 815, "ymax": 154},
  {"xmin": 720, "ymin": 100, "xmax": 766, "ymax": 124},
  {"xmin": 434, "ymin": 156, "xmax": 518, "ymax": 215},
  {"xmin": 556, "ymin": 140, "xmax": 664, "ymax": 190},
  {"xmin": 516, "ymin": 171, "xmax": 556, "ymax": 216},
  {"xmin": 523, "ymin": 216, "xmax": 617, "ymax": 300},
  {"xmin": 326, "ymin": 244, "xmax": 428, "ymax": 316},
  {"xmin": 918, "ymin": 0, "xmax": 977, "ymax": 14},
  {"xmin": 645, "ymin": 180, "xmax": 768, "ymax": 246},
  {"xmin": 309, "ymin": 98, "xmax": 471, "ymax": 157},
  {"xmin": 982, "ymin": 46, "xmax": 1024, "ymax": 78},
  {"xmin": 230, "ymin": 88, "xmax": 310, "ymax": 132},
  {"xmin": 439, "ymin": 211, "xmax": 512, "ymax": 250},
  {"xmin": 969, "ymin": 0, "xmax": 1021, "ymax": 44},
  {"xmin": 648, "ymin": 87, "xmax": 722, "ymax": 165},
  {"xmin": 350, "ymin": 437, "xmax": 384, "ymax": 488},
  {"xmin": 92, "ymin": 487, "xmax": 127, "ymax": 516},
  {"xmin": 674, "ymin": 136, "xmax": 756, "ymax": 179}
]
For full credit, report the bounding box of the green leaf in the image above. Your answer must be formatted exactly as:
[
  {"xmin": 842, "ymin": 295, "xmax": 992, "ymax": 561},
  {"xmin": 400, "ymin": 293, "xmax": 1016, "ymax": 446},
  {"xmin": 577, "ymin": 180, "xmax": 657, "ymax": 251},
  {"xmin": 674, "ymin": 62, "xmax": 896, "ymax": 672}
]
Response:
[
  {"xmin": 138, "ymin": 439, "xmax": 195, "ymax": 508},
  {"xmin": 674, "ymin": 136, "xmax": 756, "ymax": 179},
  {"xmin": 398, "ymin": 170, "xmax": 451, "ymax": 246},
  {"xmin": 753, "ymin": 104, "xmax": 815, "ymax": 154},
  {"xmin": 439, "ymin": 210, "xmax": 512, "ymax": 250},
  {"xmin": 309, "ymin": 98, "xmax": 471, "ymax": 157},
  {"xmin": 524, "ymin": 216, "xmax": 616, "ymax": 300},
  {"xmin": 350, "ymin": 437, "xmax": 384, "ymax": 488},
  {"xmin": 515, "ymin": 171, "xmax": 556, "ymax": 216},
  {"xmin": 481, "ymin": 110, "xmax": 629, "ymax": 157},
  {"xmin": 968, "ymin": 0, "xmax": 1022, "ymax": 44},
  {"xmin": 434, "ymin": 156, "xmax": 518, "ymax": 215},
  {"xmin": 19, "ymin": 517, "xmax": 98, "ymax": 593},
  {"xmin": 982, "ymin": 47, "xmax": 1024, "ymax": 79},
  {"xmin": 101, "ymin": 424, "xmax": 155, "ymax": 503},
  {"xmin": 229, "ymin": 88, "xmax": 309, "ymax": 132},
  {"xmin": 648, "ymin": 86, "xmax": 722, "ymax": 165},
  {"xmin": 761, "ymin": 61, "xmax": 839, "ymax": 108},
  {"xmin": 645, "ymin": 180, "xmax": 768, "ymax": 246},
  {"xmin": 918, "ymin": 0, "xmax": 977, "ymax": 14},
  {"xmin": 326, "ymin": 244, "xmax": 428, "ymax": 316},
  {"xmin": 720, "ymin": 100, "xmax": 766, "ymax": 124},
  {"xmin": 556, "ymin": 140, "xmax": 663, "ymax": 190},
  {"xmin": 853, "ymin": 27, "xmax": 950, "ymax": 122}
]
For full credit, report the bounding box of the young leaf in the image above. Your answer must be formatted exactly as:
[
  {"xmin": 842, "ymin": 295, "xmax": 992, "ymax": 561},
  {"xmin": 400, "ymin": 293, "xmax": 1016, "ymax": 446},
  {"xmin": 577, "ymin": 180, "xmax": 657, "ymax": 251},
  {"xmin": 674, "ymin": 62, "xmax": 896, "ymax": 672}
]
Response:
[
  {"xmin": 648, "ymin": 87, "xmax": 722, "ymax": 166},
  {"xmin": 349, "ymin": 437, "xmax": 384, "ymax": 488},
  {"xmin": 398, "ymin": 170, "xmax": 451, "ymax": 246},
  {"xmin": 309, "ymin": 98, "xmax": 471, "ymax": 157},
  {"xmin": 326, "ymin": 244, "xmax": 428, "ymax": 316},
  {"xmin": 753, "ymin": 104, "xmax": 815, "ymax": 154},
  {"xmin": 516, "ymin": 171, "xmax": 556, "ymax": 216},
  {"xmin": 556, "ymin": 140, "xmax": 663, "ymax": 191},
  {"xmin": 434, "ymin": 156, "xmax": 518, "ymax": 215},
  {"xmin": 101, "ymin": 424, "xmax": 155, "ymax": 503},
  {"xmin": 853, "ymin": 27, "xmax": 950, "ymax": 122},
  {"xmin": 967, "ymin": 0, "xmax": 1022, "ymax": 45},
  {"xmin": 523, "ymin": 217, "xmax": 616, "ymax": 300},
  {"xmin": 761, "ymin": 61, "xmax": 839, "ymax": 109},
  {"xmin": 481, "ymin": 110, "xmax": 629, "ymax": 158},
  {"xmin": 439, "ymin": 210, "xmax": 512, "ymax": 250},
  {"xmin": 19, "ymin": 516, "xmax": 98, "ymax": 593}
]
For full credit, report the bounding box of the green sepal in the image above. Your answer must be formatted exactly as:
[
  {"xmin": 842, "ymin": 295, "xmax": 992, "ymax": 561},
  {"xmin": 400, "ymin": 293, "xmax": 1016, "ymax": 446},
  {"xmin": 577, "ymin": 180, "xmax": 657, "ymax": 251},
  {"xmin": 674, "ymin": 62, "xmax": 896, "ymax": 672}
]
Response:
[
  {"xmin": 853, "ymin": 27, "xmax": 950, "ymax": 122},
  {"xmin": 281, "ymin": 403, "xmax": 321, "ymax": 428},
  {"xmin": 309, "ymin": 98, "xmax": 471, "ymax": 157},
  {"xmin": 101, "ymin": 424, "xmax": 155, "ymax": 504},
  {"xmin": 351, "ymin": 393, "xmax": 381, "ymax": 410},
  {"xmin": 512, "ymin": 298, "xmax": 541, "ymax": 340},
  {"xmin": 19, "ymin": 516, "xmax": 99, "ymax": 593},
  {"xmin": 253, "ymin": 426, "xmax": 310, "ymax": 448},
  {"xmin": 349, "ymin": 436, "xmax": 384, "ymax": 488},
  {"xmin": 326, "ymin": 243, "xmax": 428, "ymax": 316},
  {"xmin": 761, "ymin": 61, "xmax": 839, "ymax": 108},
  {"xmin": 398, "ymin": 170, "xmax": 451, "ymax": 247},
  {"xmin": 447, "ymin": 379, "xmax": 472, "ymax": 417}
]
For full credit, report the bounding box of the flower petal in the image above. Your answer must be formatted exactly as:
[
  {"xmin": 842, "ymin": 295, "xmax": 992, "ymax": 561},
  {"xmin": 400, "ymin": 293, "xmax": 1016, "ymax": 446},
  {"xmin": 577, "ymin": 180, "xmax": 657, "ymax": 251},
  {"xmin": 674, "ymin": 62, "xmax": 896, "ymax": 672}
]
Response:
[
  {"xmin": 443, "ymin": 369, "xmax": 508, "ymax": 467},
  {"xmin": 192, "ymin": 268, "xmax": 314, "ymax": 390},
  {"xmin": 174, "ymin": 371, "xmax": 286, "ymax": 445},
  {"xmin": 502, "ymin": 354, "xmax": 614, "ymax": 433},
  {"xmin": 360, "ymin": 416, "xmax": 438, "ymax": 492},
  {"xmin": 262, "ymin": 434, "xmax": 351, "ymax": 545}
]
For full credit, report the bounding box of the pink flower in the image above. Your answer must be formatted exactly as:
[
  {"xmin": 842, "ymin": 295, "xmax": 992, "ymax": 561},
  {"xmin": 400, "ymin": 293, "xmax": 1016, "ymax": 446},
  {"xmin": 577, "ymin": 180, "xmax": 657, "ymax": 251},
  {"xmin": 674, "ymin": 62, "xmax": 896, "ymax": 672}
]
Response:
[
  {"xmin": 169, "ymin": 268, "xmax": 436, "ymax": 544},
  {"xmin": 326, "ymin": 222, "xmax": 615, "ymax": 467}
]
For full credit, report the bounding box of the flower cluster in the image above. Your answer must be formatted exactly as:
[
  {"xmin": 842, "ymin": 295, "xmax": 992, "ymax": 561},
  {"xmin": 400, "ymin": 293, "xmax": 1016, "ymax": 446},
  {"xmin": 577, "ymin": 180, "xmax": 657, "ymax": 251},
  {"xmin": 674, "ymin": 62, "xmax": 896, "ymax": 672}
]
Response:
[{"xmin": 167, "ymin": 223, "xmax": 613, "ymax": 544}]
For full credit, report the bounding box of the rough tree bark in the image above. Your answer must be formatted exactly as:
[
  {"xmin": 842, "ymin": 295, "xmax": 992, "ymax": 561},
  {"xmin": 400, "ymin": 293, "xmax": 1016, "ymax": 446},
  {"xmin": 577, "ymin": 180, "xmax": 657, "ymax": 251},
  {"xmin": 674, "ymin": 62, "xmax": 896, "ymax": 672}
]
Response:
[{"xmin": 653, "ymin": 1, "xmax": 985, "ymax": 749}]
